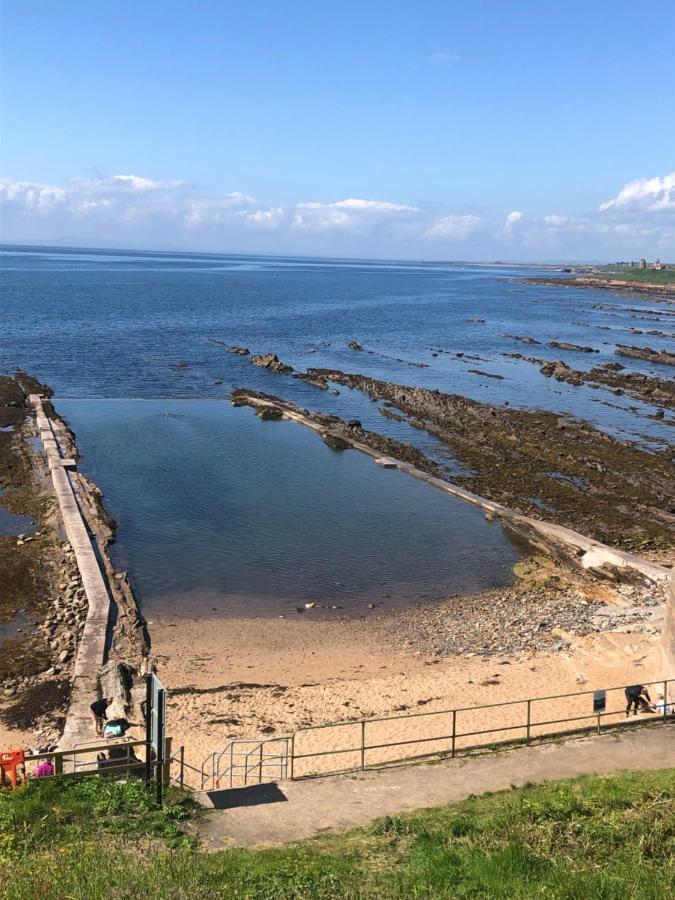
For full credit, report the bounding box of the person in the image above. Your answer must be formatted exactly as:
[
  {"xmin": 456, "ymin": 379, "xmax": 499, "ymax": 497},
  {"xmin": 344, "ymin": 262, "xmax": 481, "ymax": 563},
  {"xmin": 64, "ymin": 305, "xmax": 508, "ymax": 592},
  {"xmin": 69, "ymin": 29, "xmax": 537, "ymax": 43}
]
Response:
[
  {"xmin": 624, "ymin": 684, "xmax": 652, "ymax": 716},
  {"xmin": 103, "ymin": 717, "xmax": 132, "ymax": 738},
  {"xmin": 34, "ymin": 758, "xmax": 54, "ymax": 778},
  {"xmin": 90, "ymin": 697, "xmax": 113, "ymax": 736},
  {"xmin": 655, "ymin": 694, "xmax": 673, "ymax": 716}
]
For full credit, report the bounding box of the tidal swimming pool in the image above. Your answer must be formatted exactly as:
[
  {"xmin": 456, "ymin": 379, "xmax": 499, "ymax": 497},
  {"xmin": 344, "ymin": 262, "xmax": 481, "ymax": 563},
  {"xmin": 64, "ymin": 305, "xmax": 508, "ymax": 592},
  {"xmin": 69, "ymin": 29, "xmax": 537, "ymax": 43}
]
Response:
[{"xmin": 58, "ymin": 399, "xmax": 522, "ymax": 617}]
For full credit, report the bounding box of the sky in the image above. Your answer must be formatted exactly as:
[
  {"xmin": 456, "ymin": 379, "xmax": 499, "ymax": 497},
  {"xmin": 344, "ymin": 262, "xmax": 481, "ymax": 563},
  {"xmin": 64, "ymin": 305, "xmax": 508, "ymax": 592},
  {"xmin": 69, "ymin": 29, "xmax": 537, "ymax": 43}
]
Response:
[{"xmin": 1, "ymin": 1, "xmax": 674, "ymax": 261}]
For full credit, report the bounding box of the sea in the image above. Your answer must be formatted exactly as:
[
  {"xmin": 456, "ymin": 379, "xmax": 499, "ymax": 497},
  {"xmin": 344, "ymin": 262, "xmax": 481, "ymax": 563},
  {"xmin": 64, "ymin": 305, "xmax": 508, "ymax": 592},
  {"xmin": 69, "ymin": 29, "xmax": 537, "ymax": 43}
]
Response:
[{"xmin": 1, "ymin": 245, "xmax": 672, "ymax": 617}]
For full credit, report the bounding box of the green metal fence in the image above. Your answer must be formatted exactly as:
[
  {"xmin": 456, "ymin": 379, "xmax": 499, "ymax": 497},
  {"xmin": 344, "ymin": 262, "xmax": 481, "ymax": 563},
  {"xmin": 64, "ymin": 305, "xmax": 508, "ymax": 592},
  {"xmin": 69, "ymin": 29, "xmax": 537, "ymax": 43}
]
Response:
[{"xmin": 288, "ymin": 678, "xmax": 672, "ymax": 780}]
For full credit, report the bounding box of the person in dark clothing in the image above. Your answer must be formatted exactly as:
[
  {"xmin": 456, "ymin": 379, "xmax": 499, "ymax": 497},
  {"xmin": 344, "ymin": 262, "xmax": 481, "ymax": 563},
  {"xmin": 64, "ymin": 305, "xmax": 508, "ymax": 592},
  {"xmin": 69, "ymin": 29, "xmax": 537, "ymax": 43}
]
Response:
[
  {"xmin": 90, "ymin": 697, "xmax": 113, "ymax": 736},
  {"xmin": 625, "ymin": 684, "xmax": 652, "ymax": 716}
]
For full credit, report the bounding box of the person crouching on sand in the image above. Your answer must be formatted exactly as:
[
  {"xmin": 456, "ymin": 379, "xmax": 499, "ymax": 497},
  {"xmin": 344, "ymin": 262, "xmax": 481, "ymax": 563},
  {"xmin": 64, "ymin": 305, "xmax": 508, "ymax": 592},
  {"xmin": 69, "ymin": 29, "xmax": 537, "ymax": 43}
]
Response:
[
  {"xmin": 90, "ymin": 697, "xmax": 113, "ymax": 736},
  {"xmin": 624, "ymin": 684, "xmax": 653, "ymax": 716}
]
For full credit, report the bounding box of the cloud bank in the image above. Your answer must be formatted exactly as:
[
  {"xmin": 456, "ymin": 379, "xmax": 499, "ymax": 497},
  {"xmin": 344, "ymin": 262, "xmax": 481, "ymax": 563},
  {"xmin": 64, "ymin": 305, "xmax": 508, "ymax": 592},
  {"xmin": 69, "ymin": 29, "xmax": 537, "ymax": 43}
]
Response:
[{"xmin": 1, "ymin": 170, "xmax": 673, "ymax": 260}]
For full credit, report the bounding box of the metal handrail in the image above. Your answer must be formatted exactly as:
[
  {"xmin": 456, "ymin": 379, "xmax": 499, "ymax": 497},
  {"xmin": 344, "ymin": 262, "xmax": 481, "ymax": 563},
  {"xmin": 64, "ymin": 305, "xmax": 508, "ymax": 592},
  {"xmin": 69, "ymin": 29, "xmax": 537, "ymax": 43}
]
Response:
[
  {"xmin": 200, "ymin": 738, "xmax": 290, "ymax": 791},
  {"xmin": 193, "ymin": 678, "xmax": 672, "ymax": 790},
  {"xmin": 289, "ymin": 677, "xmax": 672, "ymax": 778}
]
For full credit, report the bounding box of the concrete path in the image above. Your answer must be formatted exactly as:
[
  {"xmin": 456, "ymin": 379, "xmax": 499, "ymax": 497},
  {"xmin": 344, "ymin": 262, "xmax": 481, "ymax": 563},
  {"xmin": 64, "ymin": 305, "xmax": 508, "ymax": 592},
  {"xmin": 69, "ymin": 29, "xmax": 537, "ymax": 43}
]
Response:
[
  {"xmin": 30, "ymin": 395, "xmax": 111, "ymax": 750},
  {"xmin": 198, "ymin": 723, "xmax": 675, "ymax": 849}
]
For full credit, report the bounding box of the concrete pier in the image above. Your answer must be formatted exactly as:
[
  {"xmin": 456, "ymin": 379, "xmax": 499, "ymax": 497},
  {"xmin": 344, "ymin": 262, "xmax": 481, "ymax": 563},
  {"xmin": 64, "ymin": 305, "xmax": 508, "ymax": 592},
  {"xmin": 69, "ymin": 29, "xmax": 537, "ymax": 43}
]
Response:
[{"xmin": 30, "ymin": 395, "xmax": 111, "ymax": 749}]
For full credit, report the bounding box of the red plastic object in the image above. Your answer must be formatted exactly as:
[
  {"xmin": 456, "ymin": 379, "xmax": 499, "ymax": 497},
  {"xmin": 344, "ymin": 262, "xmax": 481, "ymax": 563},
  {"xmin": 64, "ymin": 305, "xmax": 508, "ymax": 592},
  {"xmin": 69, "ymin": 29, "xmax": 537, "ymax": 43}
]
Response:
[{"xmin": 0, "ymin": 748, "xmax": 26, "ymax": 789}]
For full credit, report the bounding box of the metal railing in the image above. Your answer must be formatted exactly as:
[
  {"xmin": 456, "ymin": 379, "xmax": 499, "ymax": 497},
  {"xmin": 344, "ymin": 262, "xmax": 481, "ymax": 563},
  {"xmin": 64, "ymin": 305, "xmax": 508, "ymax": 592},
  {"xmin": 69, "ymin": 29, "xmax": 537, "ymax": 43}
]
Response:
[
  {"xmin": 9, "ymin": 738, "xmax": 152, "ymax": 783},
  {"xmin": 159, "ymin": 679, "xmax": 673, "ymax": 793},
  {"xmin": 288, "ymin": 678, "xmax": 672, "ymax": 780},
  {"xmin": 200, "ymin": 738, "xmax": 290, "ymax": 791}
]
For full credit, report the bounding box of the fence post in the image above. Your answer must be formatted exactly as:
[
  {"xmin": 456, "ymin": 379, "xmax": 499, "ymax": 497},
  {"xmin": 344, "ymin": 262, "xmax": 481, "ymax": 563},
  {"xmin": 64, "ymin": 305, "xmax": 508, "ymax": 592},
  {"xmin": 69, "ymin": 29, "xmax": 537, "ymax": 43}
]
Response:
[
  {"xmin": 451, "ymin": 710, "xmax": 457, "ymax": 758},
  {"xmin": 54, "ymin": 752, "xmax": 64, "ymax": 776},
  {"xmin": 290, "ymin": 733, "xmax": 295, "ymax": 781},
  {"xmin": 258, "ymin": 743, "xmax": 263, "ymax": 784},
  {"xmin": 360, "ymin": 720, "xmax": 366, "ymax": 771},
  {"xmin": 664, "ymin": 681, "xmax": 669, "ymax": 721},
  {"xmin": 526, "ymin": 700, "xmax": 531, "ymax": 743},
  {"xmin": 179, "ymin": 746, "xmax": 185, "ymax": 790},
  {"xmin": 144, "ymin": 675, "xmax": 152, "ymax": 785}
]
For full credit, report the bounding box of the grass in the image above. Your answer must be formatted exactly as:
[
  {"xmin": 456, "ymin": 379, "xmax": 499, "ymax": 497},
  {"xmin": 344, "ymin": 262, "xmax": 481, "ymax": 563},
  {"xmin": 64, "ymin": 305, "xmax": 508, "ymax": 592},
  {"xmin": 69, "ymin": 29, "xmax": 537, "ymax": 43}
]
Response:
[
  {"xmin": 601, "ymin": 266, "xmax": 675, "ymax": 285},
  {"xmin": 1, "ymin": 769, "xmax": 674, "ymax": 898}
]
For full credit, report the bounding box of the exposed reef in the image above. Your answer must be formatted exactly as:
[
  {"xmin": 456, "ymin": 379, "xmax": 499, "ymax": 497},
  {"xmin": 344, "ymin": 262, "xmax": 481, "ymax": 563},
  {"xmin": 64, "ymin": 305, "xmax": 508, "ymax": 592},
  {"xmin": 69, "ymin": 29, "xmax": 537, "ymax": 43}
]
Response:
[
  {"xmin": 297, "ymin": 369, "xmax": 675, "ymax": 552},
  {"xmin": 505, "ymin": 354, "xmax": 675, "ymax": 410}
]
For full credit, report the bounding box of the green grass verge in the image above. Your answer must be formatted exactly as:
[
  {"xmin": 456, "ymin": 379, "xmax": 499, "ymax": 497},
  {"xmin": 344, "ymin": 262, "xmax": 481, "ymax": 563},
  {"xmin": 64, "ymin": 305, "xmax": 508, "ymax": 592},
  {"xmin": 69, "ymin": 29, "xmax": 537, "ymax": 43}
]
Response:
[
  {"xmin": 601, "ymin": 266, "xmax": 675, "ymax": 285},
  {"xmin": 1, "ymin": 769, "xmax": 674, "ymax": 898}
]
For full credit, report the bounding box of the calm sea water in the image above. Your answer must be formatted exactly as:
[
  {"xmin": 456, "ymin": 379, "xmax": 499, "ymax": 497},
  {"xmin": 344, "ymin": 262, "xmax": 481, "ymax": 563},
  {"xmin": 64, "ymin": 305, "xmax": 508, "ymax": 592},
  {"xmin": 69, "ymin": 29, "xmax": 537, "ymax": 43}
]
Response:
[
  {"xmin": 57, "ymin": 399, "xmax": 521, "ymax": 615},
  {"xmin": 1, "ymin": 245, "xmax": 673, "ymax": 616}
]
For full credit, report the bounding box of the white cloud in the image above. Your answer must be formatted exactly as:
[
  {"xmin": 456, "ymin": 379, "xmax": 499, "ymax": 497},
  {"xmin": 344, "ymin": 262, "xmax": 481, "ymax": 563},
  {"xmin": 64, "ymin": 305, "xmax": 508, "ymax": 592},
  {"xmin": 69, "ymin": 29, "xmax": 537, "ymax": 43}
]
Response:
[
  {"xmin": 425, "ymin": 214, "xmax": 480, "ymax": 239},
  {"xmin": 2, "ymin": 169, "xmax": 674, "ymax": 258},
  {"xmin": 505, "ymin": 210, "xmax": 524, "ymax": 228},
  {"xmin": 542, "ymin": 214, "xmax": 569, "ymax": 227},
  {"xmin": 428, "ymin": 52, "xmax": 460, "ymax": 65},
  {"xmin": 112, "ymin": 174, "xmax": 182, "ymax": 191},
  {"xmin": 244, "ymin": 206, "xmax": 286, "ymax": 229},
  {"xmin": 292, "ymin": 197, "xmax": 419, "ymax": 232},
  {"xmin": 600, "ymin": 172, "xmax": 675, "ymax": 212}
]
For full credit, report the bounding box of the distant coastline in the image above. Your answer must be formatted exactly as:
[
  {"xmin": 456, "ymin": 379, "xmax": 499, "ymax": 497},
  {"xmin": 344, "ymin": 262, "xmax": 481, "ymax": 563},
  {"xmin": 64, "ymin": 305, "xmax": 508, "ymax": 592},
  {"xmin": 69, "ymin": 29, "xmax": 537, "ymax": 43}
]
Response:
[{"xmin": 522, "ymin": 275, "xmax": 675, "ymax": 299}]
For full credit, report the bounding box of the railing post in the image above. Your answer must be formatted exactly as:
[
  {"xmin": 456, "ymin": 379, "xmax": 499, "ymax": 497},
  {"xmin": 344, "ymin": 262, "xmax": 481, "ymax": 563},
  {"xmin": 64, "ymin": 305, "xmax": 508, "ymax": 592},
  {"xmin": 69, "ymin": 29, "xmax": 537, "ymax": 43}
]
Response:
[
  {"xmin": 179, "ymin": 746, "xmax": 185, "ymax": 790},
  {"xmin": 451, "ymin": 710, "xmax": 457, "ymax": 758},
  {"xmin": 360, "ymin": 720, "xmax": 366, "ymax": 770},
  {"xmin": 290, "ymin": 732, "xmax": 295, "ymax": 781},
  {"xmin": 54, "ymin": 752, "xmax": 63, "ymax": 776},
  {"xmin": 663, "ymin": 681, "xmax": 669, "ymax": 721},
  {"xmin": 526, "ymin": 700, "xmax": 531, "ymax": 743},
  {"xmin": 258, "ymin": 743, "xmax": 263, "ymax": 784}
]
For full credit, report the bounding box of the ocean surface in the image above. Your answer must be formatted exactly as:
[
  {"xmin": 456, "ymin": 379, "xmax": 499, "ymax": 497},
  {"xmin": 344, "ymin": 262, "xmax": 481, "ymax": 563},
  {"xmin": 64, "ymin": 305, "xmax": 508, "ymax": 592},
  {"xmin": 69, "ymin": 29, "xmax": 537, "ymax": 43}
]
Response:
[{"xmin": 2, "ymin": 245, "xmax": 673, "ymax": 616}]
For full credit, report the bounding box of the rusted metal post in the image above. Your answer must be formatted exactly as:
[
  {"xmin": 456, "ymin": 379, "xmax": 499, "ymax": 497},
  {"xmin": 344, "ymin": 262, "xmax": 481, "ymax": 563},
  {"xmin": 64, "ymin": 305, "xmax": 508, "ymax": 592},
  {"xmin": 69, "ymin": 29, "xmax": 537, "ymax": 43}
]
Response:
[
  {"xmin": 258, "ymin": 743, "xmax": 263, "ymax": 783},
  {"xmin": 290, "ymin": 733, "xmax": 295, "ymax": 781},
  {"xmin": 360, "ymin": 720, "xmax": 366, "ymax": 770},
  {"xmin": 179, "ymin": 746, "xmax": 185, "ymax": 790},
  {"xmin": 451, "ymin": 710, "xmax": 457, "ymax": 758}
]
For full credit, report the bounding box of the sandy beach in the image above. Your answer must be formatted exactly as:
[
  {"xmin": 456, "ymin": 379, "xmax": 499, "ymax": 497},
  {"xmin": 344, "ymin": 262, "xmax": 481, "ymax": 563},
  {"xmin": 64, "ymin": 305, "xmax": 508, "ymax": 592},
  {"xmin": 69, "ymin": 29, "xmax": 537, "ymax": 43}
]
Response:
[{"xmin": 152, "ymin": 563, "xmax": 671, "ymax": 776}]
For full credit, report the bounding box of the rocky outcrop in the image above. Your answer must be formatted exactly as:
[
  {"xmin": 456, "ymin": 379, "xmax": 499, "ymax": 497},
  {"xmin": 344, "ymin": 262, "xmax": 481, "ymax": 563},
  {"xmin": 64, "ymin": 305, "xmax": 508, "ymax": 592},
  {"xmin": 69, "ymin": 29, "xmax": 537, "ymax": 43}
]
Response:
[
  {"xmin": 616, "ymin": 345, "xmax": 675, "ymax": 367},
  {"xmin": 348, "ymin": 340, "xmax": 364, "ymax": 351},
  {"xmin": 320, "ymin": 432, "xmax": 351, "ymax": 451},
  {"xmin": 548, "ymin": 341, "xmax": 598, "ymax": 353},
  {"xmin": 227, "ymin": 346, "xmax": 250, "ymax": 355},
  {"xmin": 250, "ymin": 353, "xmax": 294, "ymax": 374},
  {"xmin": 502, "ymin": 333, "xmax": 541, "ymax": 345},
  {"xmin": 302, "ymin": 368, "xmax": 675, "ymax": 552},
  {"xmin": 508, "ymin": 355, "xmax": 675, "ymax": 409}
]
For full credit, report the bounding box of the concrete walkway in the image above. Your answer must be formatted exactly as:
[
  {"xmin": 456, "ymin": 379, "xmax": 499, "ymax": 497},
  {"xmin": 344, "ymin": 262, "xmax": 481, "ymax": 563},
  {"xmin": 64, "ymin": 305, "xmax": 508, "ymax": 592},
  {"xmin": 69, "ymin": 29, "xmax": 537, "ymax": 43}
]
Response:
[
  {"xmin": 30, "ymin": 395, "xmax": 111, "ymax": 750},
  {"xmin": 198, "ymin": 723, "xmax": 675, "ymax": 849}
]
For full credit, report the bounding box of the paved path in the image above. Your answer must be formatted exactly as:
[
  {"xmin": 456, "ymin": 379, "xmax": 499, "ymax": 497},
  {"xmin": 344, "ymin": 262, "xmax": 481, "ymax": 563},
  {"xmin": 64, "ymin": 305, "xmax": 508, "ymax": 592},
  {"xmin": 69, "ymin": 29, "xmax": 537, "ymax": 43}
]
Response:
[
  {"xmin": 198, "ymin": 723, "xmax": 675, "ymax": 849},
  {"xmin": 30, "ymin": 395, "xmax": 111, "ymax": 750}
]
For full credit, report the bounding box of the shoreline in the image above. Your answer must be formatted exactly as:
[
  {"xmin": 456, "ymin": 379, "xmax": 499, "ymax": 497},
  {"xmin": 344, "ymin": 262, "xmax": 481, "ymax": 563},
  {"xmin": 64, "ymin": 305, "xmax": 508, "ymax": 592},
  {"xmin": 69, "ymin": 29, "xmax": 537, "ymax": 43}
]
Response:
[
  {"xmin": 521, "ymin": 275, "xmax": 675, "ymax": 299},
  {"xmin": 1, "ymin": 373, "xmax": 672, "ymax": 768}
]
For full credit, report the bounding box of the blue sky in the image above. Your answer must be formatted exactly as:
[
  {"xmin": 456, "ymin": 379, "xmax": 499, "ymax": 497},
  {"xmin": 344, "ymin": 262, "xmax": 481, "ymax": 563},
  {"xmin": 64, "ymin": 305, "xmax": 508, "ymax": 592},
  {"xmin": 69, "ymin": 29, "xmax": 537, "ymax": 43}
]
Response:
[{"xmin": 1, "ymin": 0, "xmax": 674, "ymax": 260}]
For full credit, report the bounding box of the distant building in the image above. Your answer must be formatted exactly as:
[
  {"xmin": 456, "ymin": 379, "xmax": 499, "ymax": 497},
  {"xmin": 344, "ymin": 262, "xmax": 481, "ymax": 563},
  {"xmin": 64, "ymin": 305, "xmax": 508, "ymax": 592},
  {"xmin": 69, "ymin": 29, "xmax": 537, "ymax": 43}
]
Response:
[
  {"xmin": 651, "ymin": 258, "xmax": 665, "ymax": 270},
  {"xmin": 638, "ymin": 258, "xmax": 647, "ymax": 269}
]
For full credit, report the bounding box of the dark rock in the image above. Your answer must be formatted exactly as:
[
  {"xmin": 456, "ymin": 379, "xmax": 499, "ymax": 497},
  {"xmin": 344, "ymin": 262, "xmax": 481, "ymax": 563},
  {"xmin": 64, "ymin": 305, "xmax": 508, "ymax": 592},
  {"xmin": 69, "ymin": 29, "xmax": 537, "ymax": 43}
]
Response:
[
  {"xmin": 256, "ymin": 406, "xmax": 284, "ymax": 420},
  {"xmin": 250, "ymin": 353, "xmax": 294, "ymax": 374},
  {"xmin": 616, "ymin": 345, "xmax": 675, "ymax": 367},
  {"xmin": 320, "ymin": 432, "xmax": 351, "ymax": 451},
  {"xmin": 227, "ymin": 346, "xmax": 250, "ymax": 355},
  {"xmin": 548, "ymin": 341, "xmax": 598, "ymax": 353},
  {"xmin": 348, "ymin": 341, "xmax": 364, "ymax": 351}
]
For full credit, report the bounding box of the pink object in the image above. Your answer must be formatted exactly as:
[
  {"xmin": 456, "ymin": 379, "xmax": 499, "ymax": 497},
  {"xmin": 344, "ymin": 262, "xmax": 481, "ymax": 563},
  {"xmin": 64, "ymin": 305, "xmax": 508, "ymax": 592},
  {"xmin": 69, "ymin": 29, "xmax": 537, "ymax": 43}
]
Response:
[{"xmin": 34, "ymin": 760, "xmax": 55, "ymax": 778}]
